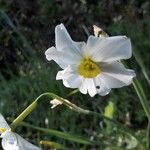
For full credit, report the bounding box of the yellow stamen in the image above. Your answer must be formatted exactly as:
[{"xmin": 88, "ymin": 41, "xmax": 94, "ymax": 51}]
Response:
[
  {"xmin": 0, "ymin": 128, "xmax": 7, "ymax": 134},
  {"xmin": 78, "ymin": 58, "xmax": 101, "ymax": 78}
]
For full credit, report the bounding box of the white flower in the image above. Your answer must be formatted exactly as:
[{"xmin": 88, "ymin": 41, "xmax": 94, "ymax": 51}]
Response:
[
  {"xmin": 0, "ymin": 114, "xmax": 41, "ymax": 150},
  {"xmin": 45, "ymin": 24, "xmax": 135, "ymax": 97}
]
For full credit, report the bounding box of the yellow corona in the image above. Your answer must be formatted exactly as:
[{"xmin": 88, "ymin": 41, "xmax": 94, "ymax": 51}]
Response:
[{"xmin": 78, "ymin": 58, "xmax": 101, "ymax": 78}]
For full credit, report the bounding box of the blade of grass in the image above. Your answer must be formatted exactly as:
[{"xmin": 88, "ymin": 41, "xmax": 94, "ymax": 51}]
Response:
[
  {"xmin": 21, "ymin": 122, "xmax": 99, "ymax": 145},
  {"xmin": 132, "ymin": 79, "xmax": 150, "ymax": 121},
  {"xmin": 123, "ymin": 61, "xmax": 150, "ymax": 123},
  {"xmin": 11, "ymin": 92, "xmax": 146, "ymax": 149},
  {"xmin": 0, "ymin": 10, "xmax": 33, "ymax": 57},
  {"xmin": 133, "ymin": 50, "xmax": 150, "ymax": 86}
]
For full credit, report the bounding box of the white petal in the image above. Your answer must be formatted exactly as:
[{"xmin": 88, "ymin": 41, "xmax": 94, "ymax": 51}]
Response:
[
  {"xmin": 83, "ymin": 35, "xmax": 105, "ymax": 56},
  {"xmin": 73, "ymin": 41, "xmax": 86, "ymax": 53},
  {"xmin": 79, "ymin": 76, "xmax": 110, "ymax": 97},
  {"xmin": 85, "ymin": 35, "xmax": 132, "ymax": 62},
  {"xmin": 16, "ymin": 134, "xmax": 40, "ymax": 150},
  {"xmin": 1, "ymin": 130, "xmax": 40, "ymax": 150},
  {"xmin": 56, "ymin": 69, "xmax": 66, "ymax": 80},
  {"xmin": 100, "ymin": 61, "xmax": 135, "ymax": 88},
  {"xmin": 45, "ymin": 46, "xmax": 81, "ymax": 69},
  {"xmin": 94, "ymin": 76, "xmax": 111, "ymax": 96},
  {"xmin": 1, "ymin": 130, "xmax": 19, "ymax": 150},
  {"xmin": 55, "ymin": 23, "xmax": 72, "ymax": 50},
  {"xmin": 56, "ymin": 65, "xmax": 76, "ymax": 80},
  {"xmin": 55, "ymin": 23, "xmax": 85, "ymax": 56},
  {"xmin": 63, "ymin": 75, "xmax": 82, "ymax": 88},
  {"xmin": 56, "ymin": 66, "xmax": 83, "ymax": 88},
  {"xmin": 79, "ymin": 79, "xmax": 87, "ymax": 94},
  {"xmin": 79, "ymin": 79, "xmax": 97, "ymax": 97},
  {"xmin": 86, "ymin": 79, "xmax": 97, "ymax": 97},
  {"xmin": 0, "ymin": 114, "xmax": 10, "ymax": 131},
  {"xmin": 45, "ymin": 46, "xmax": 56, "ymax": 61}
]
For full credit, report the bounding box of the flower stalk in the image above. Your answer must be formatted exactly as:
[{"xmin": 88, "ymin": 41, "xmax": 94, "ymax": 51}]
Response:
[
  {"xmin": 58, "ymin": 99, "xmax": 146, "ymax": 149},
  {"xmin": 132, "ymin": 79, "xmax": 150, "ymax": 121},
  {"xmin": 10, "ymin": 92, "xmax": 60, "ymax": 130},
  {"xmin": 10, "ymin": 100, "xmax": 37, "ymax": 130},
  {"xmin": 10, "ymin": 91, "xmax": 147, "ymax": 149}
]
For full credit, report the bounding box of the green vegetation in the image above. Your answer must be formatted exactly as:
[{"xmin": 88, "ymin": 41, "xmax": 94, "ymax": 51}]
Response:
[{"xmin": 0, "ymin": 0, "xmax": 150, "ymax": 149}]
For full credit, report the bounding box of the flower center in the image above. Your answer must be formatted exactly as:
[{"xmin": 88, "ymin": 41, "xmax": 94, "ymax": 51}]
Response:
[
  {"xmin": 78, "ymin": 58, "xmax": 101, "ymax": 78},
  {"xmin": 0, "ymin": 128, "xmax": 7, "ymax": 134}
]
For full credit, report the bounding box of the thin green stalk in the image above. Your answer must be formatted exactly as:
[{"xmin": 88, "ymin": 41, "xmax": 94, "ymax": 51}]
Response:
[
  {"xmin": 10, "ymin": 92, "xmax": 60, "ymax": 130},
  {"xmin": 10, "ymin": 91, "xmax": 83, "ymax": 130},
  {"xmin": 66, "ymin": 89, "xmax": 79, "ymax": 97},
  {"xmin": 48, "ymin": 95, "xmax": 147, "ymax": 149},
  {"xmin": 122, "ymin": 62, "xmax": 150, "ymax": 120},
  {"xmin": 0, "ymin": 10, "xmax": 33, "ymax": 57},
  {"xmin": 132, "ymin": 79, "xmax": 150, "ymax": 121},
  {"xmin": 133, "ymin": 50, "xmax": 150, "ymax": 86},
  {"xmin": 10, "ymin": 100, "xmax": 38, "ymax": 131},
  {"xmin": 10, "ymin": 92, "xmax": 146, "ymax": 149},
  {"xmin": 21, "ymin": 122, "xmax": 99, "ymax": 145}
]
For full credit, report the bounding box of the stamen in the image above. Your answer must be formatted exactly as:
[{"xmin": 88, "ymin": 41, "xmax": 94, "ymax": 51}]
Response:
[{"xmin": 78, "ymin": 58, "xmax": 101, "ymax": 78}]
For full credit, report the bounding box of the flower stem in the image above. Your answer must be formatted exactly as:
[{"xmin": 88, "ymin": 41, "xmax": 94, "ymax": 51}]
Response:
[
  {"xmin": 10, "ymin": 92, "xmax": 147, "ymax": 149},
  {"xmin": 66, "ymin": 89, "xmax": 79, "ymax": 97},
  {"xmin": 10, "ymin": 92, "xmax": 61, "ymax": 130},
  {"xmin": 132, "ymin": 79, "xmax": 150, "ymax": 121},
  {"xmin": 10, "ymin": 100, "xmax": 37, "ymax": 131},
  {"xmin": 48, "ymin": 96, "xmax": 146, "ymax": 149},
  {"xmin": 133, "ymin": 50, "xmax": 150, "ymax": 86}
]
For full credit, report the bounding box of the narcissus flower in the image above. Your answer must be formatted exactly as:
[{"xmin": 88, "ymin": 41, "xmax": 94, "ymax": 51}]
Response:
[
  {"xmin": 45, "ymin": 24, "xmax": 135, "ymax": 97},
  {"xmin": 0, "ymin": 114, "xmax": 40, "ymax": 150}
]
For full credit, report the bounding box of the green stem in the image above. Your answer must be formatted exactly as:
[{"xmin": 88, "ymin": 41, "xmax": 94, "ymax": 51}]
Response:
[
  {"xmin": 47, "ymin": 95, "xmax": 146, "ymax": 149},
  {"xmin": 10, "ymin": 92, "xmax": 147, "ymax": 149},
  {"xmin": 66, "ymin": 89, "xmax": 79, "ymax": 97},
  {"xmin": 21, "ymin": 122, "xmax": 98, "ymax": 145},
  {"xmin": 132, "ymin": 79, "xmax": 150, "ymax": 121},
  {"xmin": 133, "ymin": 50, "xmax": 150, "ymax": 86},
  {"xmin": 10, "ymin": 92, "xmax": 61, "ymax": 130},
  {"xmin": 122, "ymin": 61, "xmax": 150, "ymax": 121},
  {"xmin": 10, "ymin": 100, "xmax": 37, "ymax": 131}
]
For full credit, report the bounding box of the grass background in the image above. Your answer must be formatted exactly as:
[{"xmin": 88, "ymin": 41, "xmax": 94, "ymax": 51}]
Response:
[{"xmin": 0, "ymin": 0, "xmax": 150, "ymax": 149}]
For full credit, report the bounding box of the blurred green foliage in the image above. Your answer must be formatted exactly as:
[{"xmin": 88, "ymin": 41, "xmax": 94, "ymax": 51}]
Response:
[{"xmin": 0, "ymin": 0, "xmax": 150, "ymax": 149}]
